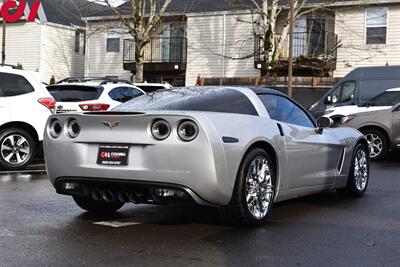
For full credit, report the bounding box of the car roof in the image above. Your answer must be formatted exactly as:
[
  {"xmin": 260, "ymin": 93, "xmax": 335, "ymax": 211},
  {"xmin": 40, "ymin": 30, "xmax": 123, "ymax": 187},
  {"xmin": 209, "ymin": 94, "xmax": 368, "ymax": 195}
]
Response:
[
  {"xmin": 386, "ymin": 88, "xmax": 400, "ymax": 92},
  {"xmin": 49, "ymin": 82, "xmax": 138, "ymax": 89}
]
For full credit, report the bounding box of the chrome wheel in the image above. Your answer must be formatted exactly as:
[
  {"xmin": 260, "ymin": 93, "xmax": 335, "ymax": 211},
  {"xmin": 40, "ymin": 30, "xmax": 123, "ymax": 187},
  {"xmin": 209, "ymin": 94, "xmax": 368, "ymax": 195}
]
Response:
[
  {"xmin": 0, "ymin": 134, "xmax": 31, "ymax": 165},
  {"xmin": 354, "ymin": 149, "xmax": 368, "ymax": 191},
  {"xmin": 245, "ymin": 156, "xmax": 274, "ymax": 219},
  {"xmin": 366, "ymin": 133, "xmax": 382, "ymax": 158}
]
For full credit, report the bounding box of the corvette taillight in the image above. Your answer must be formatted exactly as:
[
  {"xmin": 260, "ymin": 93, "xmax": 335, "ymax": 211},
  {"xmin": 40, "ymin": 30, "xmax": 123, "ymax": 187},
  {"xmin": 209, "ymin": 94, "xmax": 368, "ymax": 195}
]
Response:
[
  {"xmin": 39, "ymin": 97, "xmax": 56, "ymax": 113},
  {"xmin": 79, "ymin": 103, "xmax": 110, "ymax": 112}
]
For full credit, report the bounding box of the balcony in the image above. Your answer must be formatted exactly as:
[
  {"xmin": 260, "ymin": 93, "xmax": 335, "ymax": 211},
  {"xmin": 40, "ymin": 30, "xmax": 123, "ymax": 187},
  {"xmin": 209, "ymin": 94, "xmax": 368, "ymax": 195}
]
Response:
[
  {"xmin": 254, "ymin": 31, "xmax": 338, "ymax": 76},
  {"xmin": 123, "ymin": 37, "xmax": 187, "ymax": 74}
]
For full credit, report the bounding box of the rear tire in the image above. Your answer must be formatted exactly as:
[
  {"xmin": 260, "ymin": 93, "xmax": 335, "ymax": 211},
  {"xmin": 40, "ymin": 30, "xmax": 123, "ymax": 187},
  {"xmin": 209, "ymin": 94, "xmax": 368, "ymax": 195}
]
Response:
[
  {"xmin": 220, "ymin": 148, "xmax": 276, "ymax": 226},
  {"xmin": 339, "ymin": 143, "xmax": 369, "ymax": 197},
  {"xmin": 361, "ymin": 128, "xmax": 388, "ymax": 161},
  {"xmin": 0, "ymin": 128, "xmax": 36, "ymax": 171},
  {"xmin": 73, "ymin": 195, "xmax": 124, "ymax": 214}
]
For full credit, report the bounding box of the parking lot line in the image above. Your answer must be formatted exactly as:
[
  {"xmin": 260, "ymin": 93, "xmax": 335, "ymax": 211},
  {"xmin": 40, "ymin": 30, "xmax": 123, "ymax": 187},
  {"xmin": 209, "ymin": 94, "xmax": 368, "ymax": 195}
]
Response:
[{"xmin": 0, "ymin": 169, "xmax": 47, "ymax": 175}]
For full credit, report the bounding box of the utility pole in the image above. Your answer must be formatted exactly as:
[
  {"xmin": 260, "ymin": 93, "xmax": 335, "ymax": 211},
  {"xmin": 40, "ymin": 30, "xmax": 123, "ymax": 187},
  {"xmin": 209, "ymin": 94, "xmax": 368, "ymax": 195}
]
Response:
[
  {"xmin": 2, "ymin": 19, "xmax": 6, "ymax": 64},
  {"xmin": 1, "ymin": 0, "xmax": 6, "ymax": 65},
  {"xmin": 287, "ymin": 0, "xmax": 295, "ymax": 97}
]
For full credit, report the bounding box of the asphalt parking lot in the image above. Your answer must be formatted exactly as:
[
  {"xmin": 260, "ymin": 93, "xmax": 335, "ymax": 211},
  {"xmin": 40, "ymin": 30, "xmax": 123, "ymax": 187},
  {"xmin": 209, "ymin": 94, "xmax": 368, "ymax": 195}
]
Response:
[{"xmin": 1, "ymin": 155, "xmax": 399, "ymax": 267}]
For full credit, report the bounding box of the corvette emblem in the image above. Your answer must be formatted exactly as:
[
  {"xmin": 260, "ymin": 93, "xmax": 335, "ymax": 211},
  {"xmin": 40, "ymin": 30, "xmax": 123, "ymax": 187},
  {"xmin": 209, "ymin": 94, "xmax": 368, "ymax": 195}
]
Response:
[{"xmin": 102, "ymin": 121, "xmax": 120, "ymax": 129}]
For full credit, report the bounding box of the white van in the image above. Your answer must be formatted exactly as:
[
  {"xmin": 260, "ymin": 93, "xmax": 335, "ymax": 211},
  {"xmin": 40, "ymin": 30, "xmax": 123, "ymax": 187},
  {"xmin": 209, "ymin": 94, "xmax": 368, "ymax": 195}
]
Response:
[{"xmin": 309, "ymin": 66, "xmax": 400, "ymax": 118}]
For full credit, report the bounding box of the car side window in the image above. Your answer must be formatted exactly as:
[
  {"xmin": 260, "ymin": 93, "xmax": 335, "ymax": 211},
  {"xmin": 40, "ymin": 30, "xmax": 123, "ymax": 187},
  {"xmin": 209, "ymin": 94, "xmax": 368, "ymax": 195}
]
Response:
[
  {"xmin": 0, "ymin": 73, "xmax": 34, "ymax": 97},
  {"xmin": 328, "ymin": 81, "xmax": 356, "ymax": 105},
  {"xmin": 259, "ymin": 94, "xmax": 315, "ymax": 128},
  {"xmin": 109, "ymin": 87, "xmax": 144, "ymax": 103}
]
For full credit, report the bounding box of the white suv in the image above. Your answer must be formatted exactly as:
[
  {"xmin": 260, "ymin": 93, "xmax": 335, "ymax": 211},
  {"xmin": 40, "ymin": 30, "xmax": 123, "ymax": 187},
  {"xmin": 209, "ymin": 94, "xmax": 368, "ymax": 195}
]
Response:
[
  {"xmin": 48, "ymin": 78, "xmax": 146, "ymax": 113},
  {"xmin": 0, "ymin": 65, "xmax": 55, "ymax": 170}
]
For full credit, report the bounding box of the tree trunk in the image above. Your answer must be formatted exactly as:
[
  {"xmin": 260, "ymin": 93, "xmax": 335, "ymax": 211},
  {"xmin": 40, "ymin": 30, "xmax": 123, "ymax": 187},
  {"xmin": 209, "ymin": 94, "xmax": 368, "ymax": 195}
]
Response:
[
  {"xmin": 135, "ymin": 44, "xmax": 144, "ymax": 82},
  {"xmin": 135, "ymin": 58, "xmax": 144, "ymax": 83}
]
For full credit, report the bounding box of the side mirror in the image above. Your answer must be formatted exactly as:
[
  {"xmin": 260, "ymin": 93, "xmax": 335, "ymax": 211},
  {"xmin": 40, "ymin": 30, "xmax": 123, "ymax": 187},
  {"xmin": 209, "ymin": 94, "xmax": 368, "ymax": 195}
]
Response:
[
  {"xmin": 316, "ymin": 117, "xmax": 334, "ymax": 134},
  {"xmin": 325, "ymin": 95, "xmax": 332, "ymax": 104}
]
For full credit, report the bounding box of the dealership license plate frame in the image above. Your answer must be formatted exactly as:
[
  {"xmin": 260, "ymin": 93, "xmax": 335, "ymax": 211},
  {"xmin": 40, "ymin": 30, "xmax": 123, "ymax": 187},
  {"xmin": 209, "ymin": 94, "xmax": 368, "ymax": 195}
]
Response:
[{"xmin": 97, "ymin": 145, "xmax": 130, "ymax": 166}]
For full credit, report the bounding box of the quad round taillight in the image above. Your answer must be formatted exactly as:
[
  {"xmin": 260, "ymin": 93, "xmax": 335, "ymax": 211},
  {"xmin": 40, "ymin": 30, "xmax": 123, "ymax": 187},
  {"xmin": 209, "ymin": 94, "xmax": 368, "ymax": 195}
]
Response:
[
  {"xmin": 177, "ymin": 120, "xmax": 198, "ymax": 142},
  {"xmin": 48, "ymin": 120, "xmax": 62, "ymax": 138},
  {"xmin": 66, "ymin": 119, "xmax": 81, "ymax": 138},
  {"xmin": 151, "ymin": 119, "xmax": 171, "ymax": 140}
]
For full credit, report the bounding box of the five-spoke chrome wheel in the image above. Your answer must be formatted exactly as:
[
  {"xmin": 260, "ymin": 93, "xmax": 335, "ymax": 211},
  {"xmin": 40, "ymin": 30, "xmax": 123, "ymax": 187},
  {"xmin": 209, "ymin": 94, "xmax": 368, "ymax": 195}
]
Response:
[
  {"xmin": 245, "ymin": 156, "xmax": 274, "ymax": 219},
  {"xmin": 365, "ymin": 133, "xmax": 383, "ymax": 159},
  {"xmin": 0, "ymin": 134, "xmax": 31, "ymax": 165},
  {"xmin": 353, "ymin": 149, "xmax": 368, "ymax": 191}
]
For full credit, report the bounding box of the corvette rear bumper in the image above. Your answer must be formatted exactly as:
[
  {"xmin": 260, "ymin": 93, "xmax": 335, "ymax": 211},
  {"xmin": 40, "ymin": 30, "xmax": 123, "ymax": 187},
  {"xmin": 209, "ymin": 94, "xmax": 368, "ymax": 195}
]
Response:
[{"xmin": 45, "ymin": 140, "xmax": 233, "ymax": 206}]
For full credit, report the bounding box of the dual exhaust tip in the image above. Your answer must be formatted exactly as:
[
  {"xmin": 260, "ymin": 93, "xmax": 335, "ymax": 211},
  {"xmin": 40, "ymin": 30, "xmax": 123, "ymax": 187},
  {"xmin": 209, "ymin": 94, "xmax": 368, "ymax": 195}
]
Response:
[{"xmin": 91, "ymin": 189, "xmax": 140, "ymax": 204}]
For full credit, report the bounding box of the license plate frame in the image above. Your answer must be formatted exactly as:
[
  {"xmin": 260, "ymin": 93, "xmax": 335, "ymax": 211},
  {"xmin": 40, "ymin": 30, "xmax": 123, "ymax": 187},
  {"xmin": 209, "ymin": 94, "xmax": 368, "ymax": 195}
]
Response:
[{"xmin": 97, "ymin": 145, "xmax": 130, "ymax": 166}]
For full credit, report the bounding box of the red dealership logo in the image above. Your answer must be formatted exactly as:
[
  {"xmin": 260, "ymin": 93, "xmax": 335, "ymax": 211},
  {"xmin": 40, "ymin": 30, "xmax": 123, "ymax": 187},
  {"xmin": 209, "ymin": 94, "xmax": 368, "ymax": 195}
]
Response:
[{"xmin": 1, "ymin": 1, "xmax": 46, "ymax": 23}]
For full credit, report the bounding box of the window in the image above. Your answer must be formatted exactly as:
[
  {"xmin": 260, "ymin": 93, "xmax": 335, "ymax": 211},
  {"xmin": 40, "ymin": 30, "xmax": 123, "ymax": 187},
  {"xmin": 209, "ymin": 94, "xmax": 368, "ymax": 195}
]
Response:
[
  {"xmin": 371, "ymin": 91, "xmax": 400, "ymax": 106},
  {"xmin": 258, "ymin": 94, "xmax": 315, "ymax": 128},
  {"xmin": 366, "ymin": 7, "xmax": 388, "ymax": 44},
  {"xmin": 114, "ymin": 88, "xmax": 258, "ymax": 116},
  {"xmin": 328, "ymin": 81, "xmax": 356, "ymax": 105},
  {"xmin": 108, "ymin": 87, "xmax": 144, "ymax": 103},
  {"xmin": 75, "ymin": 31, "xmax": 80, "ymax": 53},
  {"xmin": 107, "ymin": 29, "xmax": 121, "ymax": 52},
  {"xmin": 47, "ymin": 85, "xmax": 103, "ymax": 102},
  {"xmin": 0, "ymin": 73, "xmax": 34, "ymax": 97}
]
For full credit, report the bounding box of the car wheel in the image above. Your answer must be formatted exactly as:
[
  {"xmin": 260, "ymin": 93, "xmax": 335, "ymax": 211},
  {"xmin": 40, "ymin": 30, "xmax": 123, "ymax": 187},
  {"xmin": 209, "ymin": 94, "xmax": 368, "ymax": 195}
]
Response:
[
  {"xmin": 73, "ymin": 195, "xmax": 124, "ymax": 214},
  {"xmin": 361, "ymin": 128, "xmax": 388, "ymax": 161},
  {"xmin": 221, "ymin": 148, "xmax": 275, "ymax": 226},
  {"xmin": 339, "ymin": 143, "xmax": 369, "ymax": 197},
  {"xmin": 0, "ymin": 128, "xmax": 36, "ymax": 171}
]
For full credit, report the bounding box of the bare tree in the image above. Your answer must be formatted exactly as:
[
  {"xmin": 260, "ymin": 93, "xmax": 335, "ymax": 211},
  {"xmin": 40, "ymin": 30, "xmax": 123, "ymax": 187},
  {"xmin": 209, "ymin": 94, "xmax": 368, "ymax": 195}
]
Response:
[
  {"xmin": 99, "ymin": 0, "xmax": 173, "ymax": 82},
  {"xmin": 230, "ymin": 0, "xmax": 335, "ymax": 76}
]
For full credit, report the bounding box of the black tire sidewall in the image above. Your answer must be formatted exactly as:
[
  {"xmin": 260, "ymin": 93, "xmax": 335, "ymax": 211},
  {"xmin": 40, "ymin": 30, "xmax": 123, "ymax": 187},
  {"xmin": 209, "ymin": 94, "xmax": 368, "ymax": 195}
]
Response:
[
  {"xmin": 361, "ymin": 128, "xmax": 388, "ymax": 161},
  {"xmin": 235, "ymin": 148, "xmax": 276, "ymax": 225},
  {"xmin": 0, "ymin": 128, "xmax": 36, "ymax": 170}
]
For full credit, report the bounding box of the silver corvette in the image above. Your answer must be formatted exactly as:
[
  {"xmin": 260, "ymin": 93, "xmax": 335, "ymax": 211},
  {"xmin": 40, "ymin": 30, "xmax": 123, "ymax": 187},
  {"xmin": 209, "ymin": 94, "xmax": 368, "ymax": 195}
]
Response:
[{"xmin": 44, "ymin": 87, "xmax": 370, "ymax": 225}]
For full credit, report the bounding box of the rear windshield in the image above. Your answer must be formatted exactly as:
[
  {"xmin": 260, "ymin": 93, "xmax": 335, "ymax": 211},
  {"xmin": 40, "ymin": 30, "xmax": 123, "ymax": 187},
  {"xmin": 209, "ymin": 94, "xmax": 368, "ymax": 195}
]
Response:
[
  {"xmin": 372, "ymin": 91, "xmax": 400, "ymax": 106},
  {"xmin": 47, "ymin": 85, "xmax": 103, "ymax": 102},
  {"xmin": 114, "ymin": 88, "xmax": 258, "ymax": 116}
]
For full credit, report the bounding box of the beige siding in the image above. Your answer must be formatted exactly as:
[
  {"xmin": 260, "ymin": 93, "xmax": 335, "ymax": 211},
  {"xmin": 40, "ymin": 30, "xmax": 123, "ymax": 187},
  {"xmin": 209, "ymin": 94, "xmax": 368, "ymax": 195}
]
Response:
[
  {"xmin": 0, "ymin": 22, "xmax": 41, "ymax": 72},
  {"xmin": 186, "ymin": 13, "xmax": 260, "ymax": 86},
  {"xmin": 42, "ymin": 24, "xmax": 85, "ymax": 83},
  {"xmin": 85, "ymin": 22, "xmax": 131, "ymax": 80},
  {"xmin": 335, "ymin": 4, "xmax": 400, "ymax": 77}
]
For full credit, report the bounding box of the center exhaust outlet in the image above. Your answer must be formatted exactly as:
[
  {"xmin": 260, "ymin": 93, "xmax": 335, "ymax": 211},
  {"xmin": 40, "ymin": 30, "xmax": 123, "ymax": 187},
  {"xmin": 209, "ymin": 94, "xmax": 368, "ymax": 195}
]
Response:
[
  {"xmin": 91, "ymin": 189, "xmax": 103, "ymax": 201},
  {"xmin": 117, "ymin": 191, "xmax": 130, "ymax": 203},
  {"xmin": 102, "ymin": 190, "xmax": 115, "ymax": 202}
]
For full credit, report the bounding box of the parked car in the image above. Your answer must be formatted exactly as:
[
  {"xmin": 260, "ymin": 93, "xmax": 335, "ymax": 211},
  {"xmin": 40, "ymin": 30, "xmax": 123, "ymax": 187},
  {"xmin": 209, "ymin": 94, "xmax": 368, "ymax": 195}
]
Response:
[
  {"xmin": 0, "ymin": 65, "xmax": 55, "ymax": 170},
  {"xmin": 48, "ymin": 78, "xmax": 146, "ymax": 113},
  {"xmin": 336, "ymin": 88, "xmax": 400, "ymax": 160},
  {"xmin": 133, "ymin": 82, "xmax": 173, "ymax": 93},
  {"xmin": 44, "ymin": 87, "xmax": 369, "ymax": 226},
  {"xmin": 309, "ymin": 66, "xmax": 400, "ymax": 118}
]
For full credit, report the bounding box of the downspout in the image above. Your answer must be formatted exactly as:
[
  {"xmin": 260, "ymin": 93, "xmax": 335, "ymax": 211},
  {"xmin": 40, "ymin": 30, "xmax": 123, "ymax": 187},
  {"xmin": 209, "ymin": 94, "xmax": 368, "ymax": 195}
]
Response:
[
  {"xmin": 86, "ymin": 31, "xmax": 90, "ymax": 77},
  {"xmin": 221, "ymin": 14, "xmax": 226, "ymax": 86}
]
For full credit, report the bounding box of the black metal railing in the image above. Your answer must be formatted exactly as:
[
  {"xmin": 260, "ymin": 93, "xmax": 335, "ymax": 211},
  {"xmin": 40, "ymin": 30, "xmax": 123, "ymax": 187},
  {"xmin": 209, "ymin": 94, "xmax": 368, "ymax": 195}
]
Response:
[
  {"xmin": 255, "ymin": 31, "xmax": 338, "ymax": 61},
  {"xmin": 123, "ymin": 37, "xmax": 187, "ymax": 63}
]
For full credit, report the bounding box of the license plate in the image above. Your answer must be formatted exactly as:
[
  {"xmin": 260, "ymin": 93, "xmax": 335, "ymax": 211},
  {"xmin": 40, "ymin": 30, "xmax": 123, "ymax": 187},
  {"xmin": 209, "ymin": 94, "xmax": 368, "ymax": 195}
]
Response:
[{"xmin": 97, "ymin": 145, "xmax": 129, "ymax": 166}]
